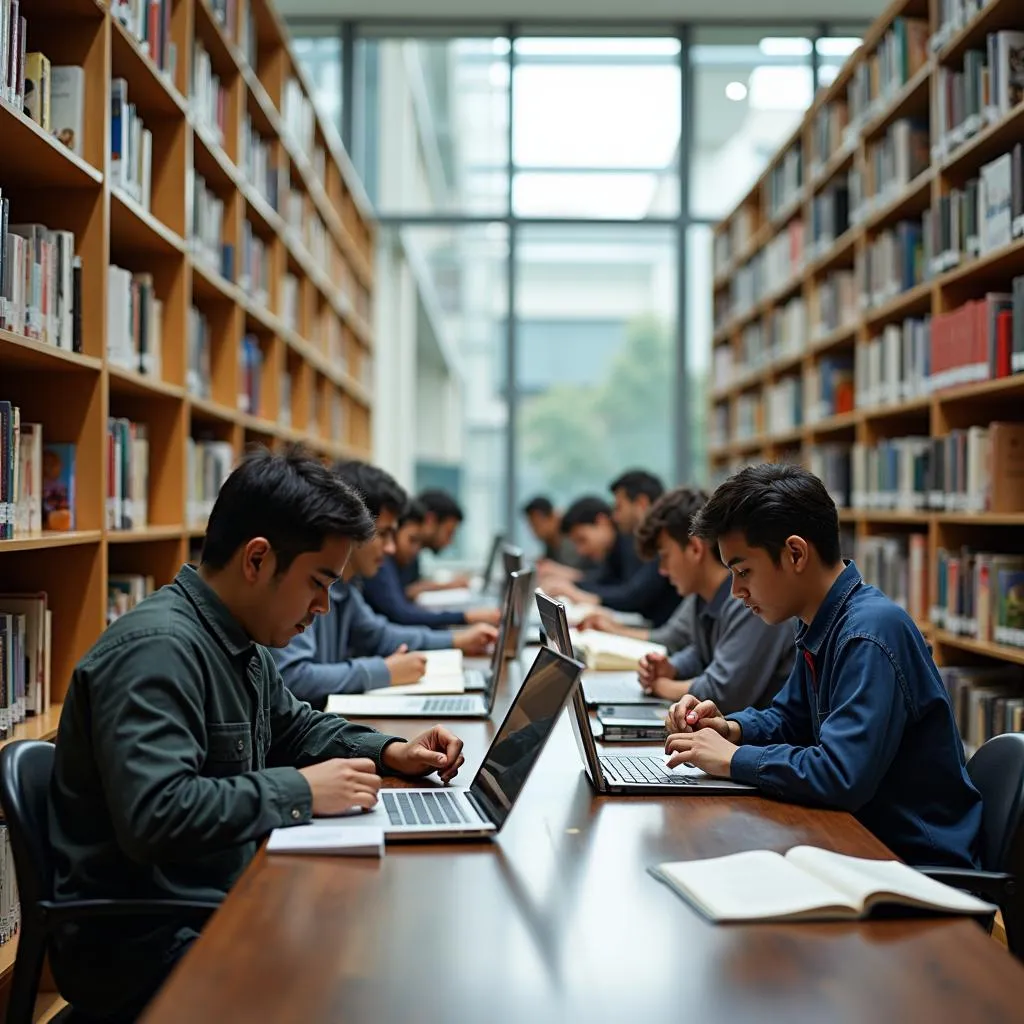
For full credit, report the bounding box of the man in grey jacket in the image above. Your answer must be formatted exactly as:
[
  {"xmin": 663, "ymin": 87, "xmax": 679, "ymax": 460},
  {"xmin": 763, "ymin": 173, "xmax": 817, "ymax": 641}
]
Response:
[
  {"xmin": 274, "ymin": 461, "xmax": 497, "ymax": 708},
  {"xmin": 634, "ymin": 486, "xmax": 796, "ymax": 713}
]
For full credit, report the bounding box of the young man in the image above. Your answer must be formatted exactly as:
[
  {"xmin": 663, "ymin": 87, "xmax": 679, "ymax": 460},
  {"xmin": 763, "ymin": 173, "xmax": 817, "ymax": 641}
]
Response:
[
  {"xmin": 625, "ymin": 486, "xmax": 794, "ymax": 711},
  {"xmin": 663, "ymin": 463, "xmax": 982, "ymax": 869},
  {"xmin": 400, "ymin": 488, "xmax": 470, "ymax": 598},
  {"xmin": 541, "ymin": 493, "xmax": 680, "ymax": 627},
  {"xmin": 608, "ymin": 468, "xmax": 664, "ymax": 536},
  {"xmin": 521, "ymin": 495, "xmax": 588, "ymax": 572},
  {"xmin": 48, "ymin": 448, "xmax": 468, "ymax": 1021},
  {"xmin": 362, "ymin": 500, "xmax": 500, "ymax": 629},
  {"xmin": 274, "ymin": 462, "xmax": 496, "ymax": 708}
]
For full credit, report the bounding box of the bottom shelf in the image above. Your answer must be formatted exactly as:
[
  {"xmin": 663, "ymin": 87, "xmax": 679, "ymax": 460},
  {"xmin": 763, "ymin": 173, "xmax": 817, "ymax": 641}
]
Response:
[{"xmin": 0, "ymin": 705, "xmax": 63, "ymax": 754}]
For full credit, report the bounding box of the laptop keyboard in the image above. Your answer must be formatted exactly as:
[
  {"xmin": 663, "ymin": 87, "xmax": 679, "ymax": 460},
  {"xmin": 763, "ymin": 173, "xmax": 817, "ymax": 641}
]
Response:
[
  {"xmin": 600, "ymin": 755, "xmax": 698, "ymax": 785},
  {"xmin": 421, "ymin": 696, "xmax": 476, "ymax": 714},
  {"xmin": 382, "ymin": 790, "xmax": 471, "ymax": 826}
]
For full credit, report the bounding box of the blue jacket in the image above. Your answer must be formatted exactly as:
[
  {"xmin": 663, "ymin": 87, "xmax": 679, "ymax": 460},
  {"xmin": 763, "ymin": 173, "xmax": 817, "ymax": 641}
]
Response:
[
  {"xmin": 272, "ymin": 579, "xmax": 455, "ymax": 707},
  {"xmin": 577, "ymin": 530, "xmax": 680, "ymax": 627},
  {"xmin": 729, "ymin": 560, "xmax": 982, "ymax": 869},
  {"xmin": 362, "ymin": 556, "xmax": 467, "ymax": 628}
]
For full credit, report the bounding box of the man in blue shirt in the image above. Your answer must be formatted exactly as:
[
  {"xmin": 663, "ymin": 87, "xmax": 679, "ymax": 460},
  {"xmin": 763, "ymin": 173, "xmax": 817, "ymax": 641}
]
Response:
[
  {"xmin": 398, "ymin": 489, "xmax": 471, "ymax": 598},
  {"xmin": 363, "ymin": 500, "xmax": 500, "ymax": 629},
  {"xmin": 274, "ymin": 463, "xmax": 496, "ymax": 708},
  {"xmin": 663, "ymin": 462, "xmax": 982, "ymax": 870}
]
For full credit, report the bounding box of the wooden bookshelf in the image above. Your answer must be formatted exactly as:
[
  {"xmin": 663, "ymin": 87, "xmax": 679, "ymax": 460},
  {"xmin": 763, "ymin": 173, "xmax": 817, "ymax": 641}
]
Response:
[{"xmin": 709, "ymin": 0, "xmax": 1024, "ymax": 696}]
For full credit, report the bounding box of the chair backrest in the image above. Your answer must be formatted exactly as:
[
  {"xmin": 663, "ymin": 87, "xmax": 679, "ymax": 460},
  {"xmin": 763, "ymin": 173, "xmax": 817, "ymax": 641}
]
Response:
[
  {"xmin": 966, "ymin": 732, "xmax": 1024, "ymax": 873},
  {"xmin": 0, "ymin": 740, "xmax": 56, "ymax": 911}
]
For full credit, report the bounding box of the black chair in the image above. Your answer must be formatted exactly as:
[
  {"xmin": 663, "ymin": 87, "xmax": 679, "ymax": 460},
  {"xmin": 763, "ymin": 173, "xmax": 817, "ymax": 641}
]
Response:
[
  {"xmin": 919, "ymin": 732, "xmax": 1024, "ymax": 959},
  {"xmin": 0, "ymin": 740, "xmax": 220, "ymax": 1024}
]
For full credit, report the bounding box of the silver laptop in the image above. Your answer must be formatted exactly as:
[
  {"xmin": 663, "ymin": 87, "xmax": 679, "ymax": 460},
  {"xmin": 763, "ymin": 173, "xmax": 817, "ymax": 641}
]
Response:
[
  {"xmin": 326, "ymin": 569, "xmax": 532, "ymax": 718},
  {"xmin": 417, "ymin": 543, "xmax": 523, "ymax": 613},
  {"xmin": 536, "ymin": 592, "xmax": 755, "ymax": 796},
  {"xmin": 315, "ymin": 645, "xmax": 585, "ymax": 840}
]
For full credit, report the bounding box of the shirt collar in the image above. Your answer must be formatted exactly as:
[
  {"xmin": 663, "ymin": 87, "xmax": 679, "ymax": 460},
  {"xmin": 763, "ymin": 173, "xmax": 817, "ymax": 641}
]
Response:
[
  {"xmin": 796, "ymin": 559, "xmax": 862, "ymax": 656},
  {"xmin": 698, "ymin": 574, "xmax": 734, "ymax": 621},
  {"xmin": 175, "ymin": 564, "xmax": 255, "ymax": 659}
]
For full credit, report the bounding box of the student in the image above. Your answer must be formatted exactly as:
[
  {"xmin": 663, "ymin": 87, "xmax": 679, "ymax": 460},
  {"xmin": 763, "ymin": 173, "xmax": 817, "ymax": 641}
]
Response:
[
  {"xmin": 362, "ymin": 500, "xmax": 501, "ymax": 629},
  {"xmin": 47, "ymin": 447, "xmax": 468, "ymax": 1021},
  {"xmin": 400, "ymin": 488, "xmax": 470, "ymax": 598},
  {"xmin": 541, "ymin": 494, "xmax": 680, "ymax": 628},
  {"xmin": 663, "ymin": 463, "xmax": 982, "ymax": 869},
  {"xmin": 580, "ymin": 594, "xmax": 696, "ymax": 652},
  {"xmin": 521, "ymin": 495, "xmax": 588, "ymax": 572},
  {"xmin": 621, "ymin": 486, "xmax": 795, "ymax": 710},
  {"xmin": 274, "ymin": 462, "xmax": 497, "ymax": 707}
]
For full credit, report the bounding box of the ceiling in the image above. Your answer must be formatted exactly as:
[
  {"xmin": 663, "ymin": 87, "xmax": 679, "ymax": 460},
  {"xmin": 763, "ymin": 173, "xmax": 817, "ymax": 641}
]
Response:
[{"xmin": 279, "ymin": 0, "xmax": 885, "ymax": 21}]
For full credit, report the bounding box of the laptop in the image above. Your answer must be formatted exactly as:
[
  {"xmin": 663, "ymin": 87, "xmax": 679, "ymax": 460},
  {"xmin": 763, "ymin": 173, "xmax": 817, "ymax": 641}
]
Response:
[
  {"xmin": 325, "ymin": 569, "xmax": 533, "ymax": 719},
  {"xmin": 416, "ymin": 542, "xmax": 523, "ymax": 612},
  {"xmin": 535, "ymin": 592, "xmax": 756, "ymax": 796},
  {"xmin": 316, "ymin": 645, "xmax": 585, "ymax": 839},
  {"xmin": 533, "ymin": 590, "xmax": 667, "ymax": 709}
]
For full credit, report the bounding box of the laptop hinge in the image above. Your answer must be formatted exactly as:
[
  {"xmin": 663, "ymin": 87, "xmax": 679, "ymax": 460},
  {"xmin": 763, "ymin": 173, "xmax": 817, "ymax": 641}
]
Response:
[{"xmin": 465, "ymin": 788, "xmax": 498, "ymax": 826}]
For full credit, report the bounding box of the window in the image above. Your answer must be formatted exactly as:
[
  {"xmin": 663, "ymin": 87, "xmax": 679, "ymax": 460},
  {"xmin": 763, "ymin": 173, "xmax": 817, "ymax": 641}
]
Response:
[{"xmin": 291, "ymin": 30, "xmax": 343, "ymax": 132}]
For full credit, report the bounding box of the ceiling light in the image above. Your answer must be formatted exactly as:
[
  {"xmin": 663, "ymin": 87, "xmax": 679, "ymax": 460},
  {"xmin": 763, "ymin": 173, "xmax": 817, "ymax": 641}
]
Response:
[
  {"xmin": 816, "ymin": 37, "xmax": 862, "ymax": 57},
  {"xmin": 759, "ymin": 37, "xmax": 812, "ymax": 57},
  {"xmin": 725, "ymin": 80, "xmax": 748, "ymax": 101}
]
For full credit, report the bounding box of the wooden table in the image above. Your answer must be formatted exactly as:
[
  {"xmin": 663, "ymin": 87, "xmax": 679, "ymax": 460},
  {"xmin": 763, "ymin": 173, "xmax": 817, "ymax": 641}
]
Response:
[{"xmin": 141, "ymin": 652, "xmax": 1024, "ymax": 1024}]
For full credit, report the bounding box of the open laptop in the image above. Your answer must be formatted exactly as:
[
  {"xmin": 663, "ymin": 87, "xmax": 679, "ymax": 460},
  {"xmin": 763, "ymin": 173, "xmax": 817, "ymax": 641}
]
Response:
[
  {"xmin": 316, "ymin": 645, "xmax": 585, "ymax": 839},
  {"xmin": 533, "ymin": 589, "xmax": 667, "ymax": 708},
  {"xmin": 325, "ymin": 569, "xmax": 533, "ymax": 719},
  {"xmin": 536, "ymin": 592, "xmax": 756, "ymax": 795},
  {"xmin": 417, "ymin": 542, "xmax": 523, "ymax": 612}
]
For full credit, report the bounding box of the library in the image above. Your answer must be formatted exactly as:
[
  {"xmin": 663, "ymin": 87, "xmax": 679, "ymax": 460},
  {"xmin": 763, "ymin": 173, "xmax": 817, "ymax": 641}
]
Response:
[{"xmin": 2, "ymin": 0, "xmax": 1024, "ymax": 1019}]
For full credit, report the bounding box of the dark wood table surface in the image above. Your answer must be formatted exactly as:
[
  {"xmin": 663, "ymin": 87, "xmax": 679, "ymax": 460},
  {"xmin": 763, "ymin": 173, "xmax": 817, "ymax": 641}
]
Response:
[{"xmin": 141, "ymin": 649, "xmax": 1024, "ymax": 1024}]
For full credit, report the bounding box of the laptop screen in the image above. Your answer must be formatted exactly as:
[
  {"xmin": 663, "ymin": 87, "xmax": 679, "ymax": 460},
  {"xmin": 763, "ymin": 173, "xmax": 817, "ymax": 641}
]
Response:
[
  {"xmin": 470, "ymin": 646, "xmax": 582, "ymax": 827},
  {"xmin": 504, "ymin": 569, "xmax": 535, "ymax": 659},
  {"xmin": 488, "ymin": 572, "xmax": 518, "ymax": 682},
  {"xmin": 535, "ymin": 591, "xmax": 573, "ymax": 658},
  {"xmin": 480, "ymin": 533, "xmax": 505, "ymax": 592}
]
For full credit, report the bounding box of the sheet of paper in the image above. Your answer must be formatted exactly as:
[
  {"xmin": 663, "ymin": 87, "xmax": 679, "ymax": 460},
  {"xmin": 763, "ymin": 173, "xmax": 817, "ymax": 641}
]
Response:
[{"xmin": 266, "ymin": 825, "xmax": 384, "ymax": 857}]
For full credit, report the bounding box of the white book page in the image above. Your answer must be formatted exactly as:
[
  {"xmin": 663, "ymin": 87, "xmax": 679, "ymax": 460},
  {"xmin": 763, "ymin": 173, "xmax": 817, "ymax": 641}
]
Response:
[
  {"xmin": 422, "ymin": 649, "xmax": 464, "ymax": 676},
  {"xmin": 787, "ymin": 847, "xmax": 997, "ymax": 915},
  {"xmin": 417, "ymin": 588, "xmax": 473, "ymax": 608},
  {"xmin": 657, "ymin": 850, "xmax": 856, "ymax": 922},
  {"xmin": 572, "ymin": 630, "xmax": 667, "ymax": 661},
  {"xmin": 376, "ymin": 676, "xmax": 467, "ymax": 696},
  {"xmin": 266, "ymin": 824, "xmax": 384, "ymax": 857}
]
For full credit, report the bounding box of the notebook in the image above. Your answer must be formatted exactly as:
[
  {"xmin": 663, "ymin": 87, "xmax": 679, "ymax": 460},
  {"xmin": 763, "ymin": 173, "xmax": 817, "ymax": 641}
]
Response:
[
  {"xmin": 650, "ymin": 846, "xmax": 996, "ymax": 923},
  {"xmin": 266, "ymin": 824, "xmax": 384, "ymax": 857},
  {"xmin": 379, "ymin": 649, "xmax": 466, "ymax": 696},
  {"xmin": 570, "ymin": 630, "xmax": 667, "ymax": 671}
]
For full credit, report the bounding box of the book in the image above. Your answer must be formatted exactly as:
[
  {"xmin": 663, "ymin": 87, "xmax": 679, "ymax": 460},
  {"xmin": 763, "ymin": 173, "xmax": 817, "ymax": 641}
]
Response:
[
  {"xmin": 570, "ymin": 631, "xmax": 666, "ymax": 671},
  {"xmin": 266, "ymin": 824, "xmax": 384, "ymax": 857},
  {"xmin": 381, "ymin": 649, "xmax": 466, "ymax": 697},
  {"xmin": 41, "ymin": 442, "xmax": 75, "ymax": 530},
  {"xmin": 650, "ymin": 846, "xmax": 996, "ymax": 924},
  {"xmin": 49, "ymin": 65, "xmax": 85, "ymax": 156}
]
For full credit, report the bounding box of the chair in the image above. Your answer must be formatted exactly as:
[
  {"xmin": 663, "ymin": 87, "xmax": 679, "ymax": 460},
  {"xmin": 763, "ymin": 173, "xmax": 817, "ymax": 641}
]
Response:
[
  {"xmin": 919, "ymin": 732, "xmax": 1024, "ymax": 960},
  {"xmin": 0, "ymin": 740, "xmax": 220, "ymax": 1024}
]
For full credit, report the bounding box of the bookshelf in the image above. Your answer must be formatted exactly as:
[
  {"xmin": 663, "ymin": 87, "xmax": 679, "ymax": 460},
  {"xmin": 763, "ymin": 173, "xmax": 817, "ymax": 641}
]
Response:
[
  {"xmin": 0, "ymin": 0, "xmax": 375, "ymax": 750},
  {"xmin": 710, "ymin": 0, "xmax": 1024, "ymax": 743}
]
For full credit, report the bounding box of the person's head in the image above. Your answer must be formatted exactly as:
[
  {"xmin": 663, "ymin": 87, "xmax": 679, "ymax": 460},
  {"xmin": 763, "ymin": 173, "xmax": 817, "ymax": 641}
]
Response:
[
  {"xmin": 609, "ymin": 469, "xmax": 665, "ymax": 535},
  {"xmin": 417, "ymin": 489, "xmax": 464, "ymax": 552},
  {"xmin": 635, "ymin": 487, "xmax": 714, "ymax": 596},
  {"xmin": 199, "ymin": 445, "xmax": 375, "ymax": 647},
  {"xmin": 690, "ymin": 463, "xmax": 843, "ymax": 625},
  {"xmin": 395, "ymin": 500, "xmax": 427, "ymax": 567},
  {"xmin": 332, "ymin": 460, "xmax": 408, "ymax": 580},
  {"xmin": 521, "ymin": 495, "xmax": 561, "ymax": 545},
  {"xmin": 560, "ymin": 496, "xmax": 617, "ymax": 563}
]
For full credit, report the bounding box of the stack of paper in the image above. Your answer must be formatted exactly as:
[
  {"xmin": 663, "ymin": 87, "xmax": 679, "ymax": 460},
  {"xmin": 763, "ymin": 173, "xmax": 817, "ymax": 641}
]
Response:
[{"xmin": 266, "ymin": 825, "xmax": 384, "ymax": 857}]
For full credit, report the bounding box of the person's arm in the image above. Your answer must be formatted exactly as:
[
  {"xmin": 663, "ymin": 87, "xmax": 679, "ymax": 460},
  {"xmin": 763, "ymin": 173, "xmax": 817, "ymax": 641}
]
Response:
[
  {"xmin": 725, "ymin": 653, "xmax": 813, "ymax": 748},
  {"xmin": 729, "ymin": 638, "xmax": 909, "ymax": 811},
  {"xmin": 649, "ymin": 596, "xmax": 694, "ymax": 650},
  {"xmin": 347, "ymin": 586, "xmax": 455, "ymax": 655},
  {"xmin": 685, "ymin": 607, "xmax": 796, "ymax": 715},
  {"xmin": 576, "ymin": 560, "xmax": 667, "ymax": 616},
  {"xmin": 87, "ymin": 636, "xmax": 331, "ymax": 864},
  {"xmin": 362, "ymin": 560, "xmax": 468, "ymax": 628}
]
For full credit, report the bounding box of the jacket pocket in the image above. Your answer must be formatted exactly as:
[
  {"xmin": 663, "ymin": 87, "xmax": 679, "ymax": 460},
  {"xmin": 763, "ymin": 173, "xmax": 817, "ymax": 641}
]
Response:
[{"xmin": 204, "ymin": 721, "xmax": 253, "ymax": 776}]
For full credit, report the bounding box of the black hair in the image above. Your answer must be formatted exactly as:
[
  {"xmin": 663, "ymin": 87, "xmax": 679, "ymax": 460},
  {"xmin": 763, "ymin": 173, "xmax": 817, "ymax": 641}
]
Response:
[
  {"xmin": 609, "ymin": 469, "xmax": 665, "ymax": 504},
  {"xmin": 561, "ymin": 496, "xmax": 613, "ymax": 532},
  {"xmin": 690, "ymin": 463, "xmax": 842, "ymax": 566},
  {"xmin": 399, "ymin": 499, "xmax": 426, "ymax": 527},
  {"xmin": 418, "ymin": 488, "xmax": 464, "ymax": 523},
  {"xmin": 332, "ymin": 460, "xmax": 408, "ymax": 520},
  {"xmin": 201, "ymin": 445, "xmax": 375, "ymax": 572},
  {"xmin": 635, "ymin": 486, "xmax": 711, "ymax": 561},
  {"xmin": 522, "ymin": 495, "xmax": 554, "ymax": 517}
]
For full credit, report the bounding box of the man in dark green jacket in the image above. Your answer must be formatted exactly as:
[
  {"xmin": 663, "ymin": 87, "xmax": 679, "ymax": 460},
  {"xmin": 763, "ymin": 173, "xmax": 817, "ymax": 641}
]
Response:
[{"xmin": 47, "ymin": 446, "xmax": 466, "ymax": 1021}]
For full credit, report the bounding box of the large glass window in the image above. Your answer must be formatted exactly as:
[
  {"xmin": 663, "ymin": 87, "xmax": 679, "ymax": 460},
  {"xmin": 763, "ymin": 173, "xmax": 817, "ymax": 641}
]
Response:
[{"xmin": 291, "ymin": 30, "xmax": 343, "ymax": 132}]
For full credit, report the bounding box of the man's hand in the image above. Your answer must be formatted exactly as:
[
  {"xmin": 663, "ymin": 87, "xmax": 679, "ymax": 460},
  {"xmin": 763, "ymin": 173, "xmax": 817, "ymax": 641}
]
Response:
[
  {"xmin": 464, "ymin": 607, "xmax": 501, "ymax": 626},
  {"xmin": 638, "ymin": 652, "xmax": 677, "ymax": 690},
  {"xmin": 579, "ymin": 610, "xmax": 619, "ymax": 634},
  {"xmin": 385, "ymin": 644, "xmax": 428, "ymax": 685},
  {"xmin": 544, "ymin": 580, "xmax": 598, "ymax": 604},
  {"xmin": 383, "ymin": 726, "xmax": 466, "ymax": 783},
  {"xmin": 664, "ymin": 695, "xmax": 740, "ymax": 742},
  {"xmin": 298, "ymin": 757, "xmax": 383, "ymax": 815},
  {"xmin": 443, "ymin": 573, "xmax": 473, "ymax": 590},
  {"xmin": 536, "ymin": 559, "xmax": 581, "ymax": 582},
  {"xmin": 664, "ymin": 728, "xmax": 738, "ymax": 777},
  {"xmin": 453, "ymin": 623, "xmax": 498, "ymax": 655}
]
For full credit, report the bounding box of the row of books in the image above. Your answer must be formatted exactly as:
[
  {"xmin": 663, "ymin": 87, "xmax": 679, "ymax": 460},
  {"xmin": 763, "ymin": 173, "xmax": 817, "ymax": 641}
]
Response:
[
  {"xmin": 934, "ymin": 547, "xmax": 1024, "ymax": 648},
  {"xmin": 713, "ymin": 207, "xmax": 756, "ymax": 278},
  {"xmin": 852, "ymin": 119, "xmax": 929, "ymax": 226},
  {"xmin": 191, "ymin": 40, "xmax": 226, "ymax": 145},
  {"xmin": 111, "ymin": 0, "xmax": 176, "ymax": 79},
  {"xmin": 855, "ymin": 316, "xmax": 931, "ymax": 408},
  {"xmin": 111, "ymin": 77, "xmax": 154, "ymax": 212},
  {"xmin": 813, "ymin": 269, "xmax": 857, "ymax": 338},
  {"xmin": 810, "ymin": 96, "xmax": 850, "ymax": 175},
  {"xmin": 281, "ymin": 77, "xmax": 316, "ymax": 158},
  {"xmin": 807, "ymin": 443, "xmax": 851, "ymax": 509},
  {"xmin": 0, "ymin": 826, "xmax": 20, "ymax": 945},
  {"xmin": 942, "ymin": 664, "xmax": 1024, "ymax": 752},
  {"xmin": 766, "ymin": 144, "xmax": 803, "ymax": 222},
  {"xmin": 0, "ymin": 593, "xmax": 51, "ymax": 720},
  {"xmin": 106, "ymin": 417, "xmax": 149, "ymax": 532},
  {"xmin": 804, "ymin": 354, "xmax": 854, "ymax": 423},
  {"xmin": 107, "ymin": 265, "xmax": 163, "ymax": 378},
  {"xmin": 23, "ymin": 57, "xmax": 86, "ymax": 158},
  {"xmin": 108, "ymin": 573, "xmax": 155, "ymax": 625},
  {"xmin": 186, "ymin": 438, "xmax": 235, "ymax": 528},
  {"xmin": 189, "ymin": 173, "xmax": 227, "ymax": 277},
  {"xmin": 187, "ymin": 306, "xmax": 211, "ymax": 400},
  {"xmin": 729, "ymin": 220, "xmax": 804, "ymax": 320},
  {"xmin": 240, "ymin": 114, "xmax": 280, "ymax": 214},
  {"xmin": 857, "ymin": 532, "xmax": 929, "ymax": 624},
  {"xmin": 238, "ymin": 335, "xmax": 263, "ymax": 416},
  {"xmin": 240, "ymin": 221, "xmax": 270, "ymax": 310},
  {"xmin": 857, "ymin": 220, "xmax": 923, "ymax": 310},
  {"xmin": 280, "ymin": 273, "xmax": 299, "ymax": 334},
  {"xmin": 808, "ymin": 183, "xmax": 850, "ymax": 257}
]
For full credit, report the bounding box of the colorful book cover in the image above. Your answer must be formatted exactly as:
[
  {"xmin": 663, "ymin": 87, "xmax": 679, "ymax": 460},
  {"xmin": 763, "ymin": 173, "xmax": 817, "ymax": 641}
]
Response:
[{"xmin": 41, "ymin": 442, "xmax": 75, "ymax": 531}]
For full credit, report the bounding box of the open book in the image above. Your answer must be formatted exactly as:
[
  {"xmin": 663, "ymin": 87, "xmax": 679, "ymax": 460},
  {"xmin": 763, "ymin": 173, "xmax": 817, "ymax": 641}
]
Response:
[
  {"xmin": 570, "ymin": 630, "xmax": 667, "ymax": 671},
  {"xmin": 651, "ymin": 846, "xmax": 996, "ymax": 923},
  {"xmin": 376, "ymin": 649, "xmax": 466, "ymax": 696}
]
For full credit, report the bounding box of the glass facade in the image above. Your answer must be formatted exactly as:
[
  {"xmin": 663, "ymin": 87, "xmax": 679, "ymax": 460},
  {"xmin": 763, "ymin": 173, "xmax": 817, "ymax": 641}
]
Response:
[{"xmin": 287, "ymin": 19, "xmax": 868, "ymax": 564}]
